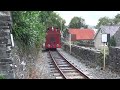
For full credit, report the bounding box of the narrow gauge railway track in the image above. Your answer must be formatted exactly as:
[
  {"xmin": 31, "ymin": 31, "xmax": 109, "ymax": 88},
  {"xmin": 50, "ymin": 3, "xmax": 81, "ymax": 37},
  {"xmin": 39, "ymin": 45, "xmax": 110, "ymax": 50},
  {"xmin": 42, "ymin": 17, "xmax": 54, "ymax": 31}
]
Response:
[{"xmin": 48, "ymin": 49, "xmax": 90, "ymax": 79}]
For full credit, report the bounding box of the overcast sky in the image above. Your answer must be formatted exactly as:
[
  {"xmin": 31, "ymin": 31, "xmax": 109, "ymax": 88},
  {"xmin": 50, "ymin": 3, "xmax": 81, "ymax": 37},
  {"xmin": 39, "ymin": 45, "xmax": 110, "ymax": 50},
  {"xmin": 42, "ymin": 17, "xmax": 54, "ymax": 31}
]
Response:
[{"xmin": 54, "ymin": 11, "xmax": 120, "ymax": 26}]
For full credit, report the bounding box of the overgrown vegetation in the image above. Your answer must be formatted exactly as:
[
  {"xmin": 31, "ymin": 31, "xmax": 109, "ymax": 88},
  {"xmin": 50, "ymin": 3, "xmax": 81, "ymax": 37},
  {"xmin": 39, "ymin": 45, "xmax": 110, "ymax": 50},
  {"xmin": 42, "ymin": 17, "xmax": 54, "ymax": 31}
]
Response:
[
  {"xmin": 0, "ymin": 75, "xmax": 5, "ymax": 79},
  {"xmin": 108, "ymin": 36, "xmax": 116, "ymax": 47},
  {"xmin": 11, "ymin": 11, "xmax": 66, "ymax": 54}
]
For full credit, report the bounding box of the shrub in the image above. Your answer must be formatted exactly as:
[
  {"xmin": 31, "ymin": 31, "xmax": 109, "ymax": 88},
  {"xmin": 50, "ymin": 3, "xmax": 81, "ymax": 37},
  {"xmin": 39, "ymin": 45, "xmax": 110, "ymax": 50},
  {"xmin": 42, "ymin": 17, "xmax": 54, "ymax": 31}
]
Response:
[
  {"xmin": 108, "ymin": 36, "xmax": 116, "ymax": 47},
  {"xmin": 0, "ymin": 75, "xmax": 5, "ymax": 79}
]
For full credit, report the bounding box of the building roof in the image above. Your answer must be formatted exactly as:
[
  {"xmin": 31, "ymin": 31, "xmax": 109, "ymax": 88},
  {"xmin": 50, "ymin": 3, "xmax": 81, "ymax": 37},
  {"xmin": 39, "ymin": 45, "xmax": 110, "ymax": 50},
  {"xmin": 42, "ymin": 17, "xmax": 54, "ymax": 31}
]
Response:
[
  {"xmin": 101, "ymin": 26, "xmax": 120, "ymax": 36},
  {"xmin": 68, "ymin": 28, "xmax": 95, "ymax": 40},
  {"xmin": 94, "ymin": 25, "xmax": 120, "ymax": 39}
]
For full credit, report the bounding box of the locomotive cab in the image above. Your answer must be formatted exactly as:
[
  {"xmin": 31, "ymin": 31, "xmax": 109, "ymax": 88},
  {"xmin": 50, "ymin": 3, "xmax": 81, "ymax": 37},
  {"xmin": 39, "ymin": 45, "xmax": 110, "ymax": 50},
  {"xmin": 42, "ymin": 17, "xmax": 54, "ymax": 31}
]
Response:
[{"xmin": 45, "ymin": 27, "xmax": 61, "ymax": 50}]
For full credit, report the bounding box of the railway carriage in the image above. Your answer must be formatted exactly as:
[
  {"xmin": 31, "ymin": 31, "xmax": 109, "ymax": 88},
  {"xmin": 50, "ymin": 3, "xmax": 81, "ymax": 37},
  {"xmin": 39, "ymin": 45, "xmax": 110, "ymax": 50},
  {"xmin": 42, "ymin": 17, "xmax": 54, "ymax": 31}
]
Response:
[{"xmin": 43, "ymin": 26, "xmax": 61, "ymax": 50}]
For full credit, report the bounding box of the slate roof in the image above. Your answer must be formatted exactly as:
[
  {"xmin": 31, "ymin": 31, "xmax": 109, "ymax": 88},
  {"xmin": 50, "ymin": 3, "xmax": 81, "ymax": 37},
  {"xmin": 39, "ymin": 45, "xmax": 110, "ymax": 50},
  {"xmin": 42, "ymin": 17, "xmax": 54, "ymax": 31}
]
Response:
[
  {"xmin": 100, "ymin": 26, "xmax": 120, "ymax": 37},
  {"xmin": 94, "ymin": 25, "xmax": 120, "ymax": 39}
]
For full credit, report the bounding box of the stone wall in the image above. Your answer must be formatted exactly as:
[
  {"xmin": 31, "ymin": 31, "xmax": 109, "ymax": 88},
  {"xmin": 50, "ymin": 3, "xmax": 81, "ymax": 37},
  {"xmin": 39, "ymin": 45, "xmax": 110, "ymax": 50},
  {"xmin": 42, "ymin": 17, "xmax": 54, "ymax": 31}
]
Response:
[
  {"xmin": 62, "ymin": 41, "xmax": 103, "ymax": 67},
  {"xmin": 11, "ymin": 44, "xmax": 38, "ymax": 79},
  {"xmin": 0, "ymin": 11, "xmax": 40, "ymax": 79},
  {"xmin": 0, "ymin": 12, "xmax": 14, "ymax": 78},
  {"xmin": 108, "ymin": 47, "xmax": 120, "ymax": 73},
  {"xmin": 62, "ymin": 41, "xmax": 120, "ymax": 74},
  {"xmin": 114, "ymin": 28, "xmax": 120, "ymax": 47}
]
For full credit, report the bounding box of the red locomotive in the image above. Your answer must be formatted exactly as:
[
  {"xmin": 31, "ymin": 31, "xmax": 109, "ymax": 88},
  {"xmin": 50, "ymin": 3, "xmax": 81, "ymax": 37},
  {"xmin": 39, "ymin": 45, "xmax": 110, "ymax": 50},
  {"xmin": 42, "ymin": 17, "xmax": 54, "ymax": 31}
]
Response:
[{"xmin": 43, "ymin": 26, "xmax": 61, "ymax": 50}]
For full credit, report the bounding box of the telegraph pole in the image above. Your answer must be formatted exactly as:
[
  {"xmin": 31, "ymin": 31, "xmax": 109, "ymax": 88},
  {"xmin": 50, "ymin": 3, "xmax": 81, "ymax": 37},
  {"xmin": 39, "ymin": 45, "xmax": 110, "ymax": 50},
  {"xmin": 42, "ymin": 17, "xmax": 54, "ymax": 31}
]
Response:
[
  {"xmin": 102, "ymin": 34, "xmax": 108, "ymax": 70},
  {"xmin": 103, "ymin": 42, "xmax": 106, "ymax": 70},
  {"xmin": 69, "ymin": 34, "xmax": 71, "ymax": 54}
]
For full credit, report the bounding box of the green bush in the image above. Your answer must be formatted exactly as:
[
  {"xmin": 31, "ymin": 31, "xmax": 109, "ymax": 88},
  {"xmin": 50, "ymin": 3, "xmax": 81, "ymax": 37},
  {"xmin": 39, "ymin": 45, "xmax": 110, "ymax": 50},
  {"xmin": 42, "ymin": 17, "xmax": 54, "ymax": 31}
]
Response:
[
  {"xmin": 108, "ymin": 36, "xmax": 116, "ymax": 47},
  {"xmin": 11, "ymin": 11, "xmax": 66, "ymax": 52},
  {"xmin": 0, "ymin": 75, "xmax": 5, "ymax": 79},
  {"xmin": 12, "ymin": 11, "xmax": 45, "ymax": 49}
]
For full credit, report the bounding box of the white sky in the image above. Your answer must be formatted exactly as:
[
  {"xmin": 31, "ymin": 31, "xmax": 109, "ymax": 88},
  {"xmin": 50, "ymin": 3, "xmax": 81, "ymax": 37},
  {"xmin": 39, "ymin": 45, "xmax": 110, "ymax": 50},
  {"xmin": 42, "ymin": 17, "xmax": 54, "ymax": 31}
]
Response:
[{"xmin": 54, "ymin": 11, "xmax": 120, "ymax": 26}]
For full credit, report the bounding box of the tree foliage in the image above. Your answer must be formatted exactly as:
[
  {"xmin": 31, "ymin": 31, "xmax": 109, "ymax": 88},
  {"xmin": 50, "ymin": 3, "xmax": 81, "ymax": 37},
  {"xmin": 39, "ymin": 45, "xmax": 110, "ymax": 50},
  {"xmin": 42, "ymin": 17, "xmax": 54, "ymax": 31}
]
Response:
[
  {"xmin": 108, "ymin": 36, "xmax": 116, "ymax": 47},
  {"xmin": 39, "ymin": 11, "xmax": 66, "ymax": 30},
  {"xmin": 0, "ymin": 75, "xmax": 5, "ymax": 79},
  {"xmin": 96, "ymin": 17, "xmax": 113, "ymax": 28},
  {"xmin": 12, "ymin": 11, "xmax": 44, "ymax": 49},
  {"xmin": 113, "ymin": 14, "xmax": 120, "ymax": 25},
  {"xmin": 11, "ymin": 11, "xmax": 66, "ymax": 52},
  {"xmin": 96, "ymin": 14, "xmax": 120, "ymax": 28},
  {"xmin": 63, "ymin": 26, "xmax": 69, "ymax": 38},
  {"xmin": 68, "ymin": 17, "xmax": 87, "ymax": 28}
]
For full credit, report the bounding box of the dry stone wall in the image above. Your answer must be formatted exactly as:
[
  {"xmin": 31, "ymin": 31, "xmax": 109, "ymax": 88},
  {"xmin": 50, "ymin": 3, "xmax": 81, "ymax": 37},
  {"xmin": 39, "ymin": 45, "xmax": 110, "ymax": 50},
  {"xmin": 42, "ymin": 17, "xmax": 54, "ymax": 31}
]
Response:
[
  {"xmin": 62, "ymin": 41, "xmax": 120, "ymax": 74},
  {"xmin": 0, "ymin": 11, "xmax": 14, "ymax": 78},
  {"xmin": 108, "ymin": 47, "xmax": 120, "ymax": 73},
  {"xmin": 62, "ymin": 42, "xmax": 103, "ymax": 67}
]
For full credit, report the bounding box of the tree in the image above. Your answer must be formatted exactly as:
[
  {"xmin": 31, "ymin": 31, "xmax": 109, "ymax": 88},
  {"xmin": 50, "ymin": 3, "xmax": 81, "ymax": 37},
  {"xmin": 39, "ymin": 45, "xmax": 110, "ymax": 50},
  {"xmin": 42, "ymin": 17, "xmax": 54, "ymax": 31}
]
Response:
[
  {"xmin": 84, "ymin": 25, "xmax": 88, "ymax": 28},
  {"xmin": 63, "ymin": 26, "xmax": 69, "ymax": 38},
  {"xmin": 47, "ymin": 12, "xmax": 66, "ymax": 31},
  {"xmin": 39, "ymin": 11, "xmax": 53, "ymax": 25},
  {"xmin": 96, "ymin": 17, "xmax": 113, "ymax": 28},
  {"xmin": 113, "ymin": 14, "xmax": 120, "ymax": 25},
  {"xmin": 108, "ymin": 36, "xmax": 116, "ymax": 47},
  {"xmin": 68, "ymin": 17, "xmax": 86, "ymax": 28},
  {"xmin": 12, "ymin": 11, "xmax": 66, "ymax": 51}
]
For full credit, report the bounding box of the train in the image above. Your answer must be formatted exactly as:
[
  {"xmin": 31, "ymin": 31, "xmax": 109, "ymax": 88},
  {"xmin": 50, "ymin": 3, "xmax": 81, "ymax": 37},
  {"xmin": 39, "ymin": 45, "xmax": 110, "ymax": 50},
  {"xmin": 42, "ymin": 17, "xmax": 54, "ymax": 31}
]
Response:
[{"xmin": 43, "ymin": 26, "xmax": 61, "ymax": 50}]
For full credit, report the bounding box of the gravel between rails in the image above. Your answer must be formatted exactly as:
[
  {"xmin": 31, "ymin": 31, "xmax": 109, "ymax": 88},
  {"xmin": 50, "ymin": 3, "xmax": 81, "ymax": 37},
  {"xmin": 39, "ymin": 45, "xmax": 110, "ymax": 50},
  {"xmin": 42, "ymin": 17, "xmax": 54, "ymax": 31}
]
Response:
[{"xmin": 57, "ymin": 48, "xmax": 120, "ymax": 79}]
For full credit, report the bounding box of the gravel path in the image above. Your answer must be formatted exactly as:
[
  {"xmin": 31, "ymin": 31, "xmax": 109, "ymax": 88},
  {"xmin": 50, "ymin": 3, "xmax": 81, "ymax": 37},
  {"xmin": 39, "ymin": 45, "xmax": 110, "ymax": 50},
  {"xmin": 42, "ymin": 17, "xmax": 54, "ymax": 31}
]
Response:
[
  {"xmin": 57, "ymin": 48, "xmax": 120, "ymax": 79},
  {"xmin": 34, "ymin": 50, "xmax": 55, "ymax": 79}
]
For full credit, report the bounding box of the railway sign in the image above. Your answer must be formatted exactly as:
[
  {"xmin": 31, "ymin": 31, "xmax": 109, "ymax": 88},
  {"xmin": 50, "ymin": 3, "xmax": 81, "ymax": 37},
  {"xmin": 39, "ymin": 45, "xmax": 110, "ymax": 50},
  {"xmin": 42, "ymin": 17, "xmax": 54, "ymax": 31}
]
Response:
[{"xmin": 102, "ymin": 34, "xmax": 107, "ymax": 43}]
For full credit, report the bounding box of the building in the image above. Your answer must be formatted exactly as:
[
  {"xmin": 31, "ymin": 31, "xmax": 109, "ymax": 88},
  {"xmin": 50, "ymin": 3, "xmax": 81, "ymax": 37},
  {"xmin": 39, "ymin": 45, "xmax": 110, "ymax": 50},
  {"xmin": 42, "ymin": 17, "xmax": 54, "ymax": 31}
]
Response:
[
  {"xmin": 94, "ymin": 25, "xmax": 120, "ymax": 49},
  {"xmin": 68, "ymin": 28, "xmax": 95, "ymax": 41},
  {"xmin": 66, "ymin": 28, "xmax": 95, "ymax": 47}
]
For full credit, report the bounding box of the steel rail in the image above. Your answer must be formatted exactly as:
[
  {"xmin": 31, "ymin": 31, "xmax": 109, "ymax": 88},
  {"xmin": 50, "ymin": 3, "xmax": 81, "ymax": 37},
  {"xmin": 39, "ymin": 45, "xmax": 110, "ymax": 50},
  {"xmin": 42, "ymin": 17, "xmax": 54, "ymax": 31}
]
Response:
[
  {"xmin": 56, "ymin": 49, "xmax": 90, "ymax": 79},
  {"xmin": 49, "ymin": 50, "xmax": 67, "ymax": 79}
]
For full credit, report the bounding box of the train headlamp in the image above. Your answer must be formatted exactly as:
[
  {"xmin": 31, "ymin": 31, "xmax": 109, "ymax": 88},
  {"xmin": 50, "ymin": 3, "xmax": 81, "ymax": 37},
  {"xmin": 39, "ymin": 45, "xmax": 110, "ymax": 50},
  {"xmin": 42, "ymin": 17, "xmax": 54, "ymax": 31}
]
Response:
[
  {"xmin": 57, "ymin": 44, "xmax": 59, "ymax": 47},
  {"xmin": 48, "ymin": 44, "xmax": 50, "ymax": 47}
]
